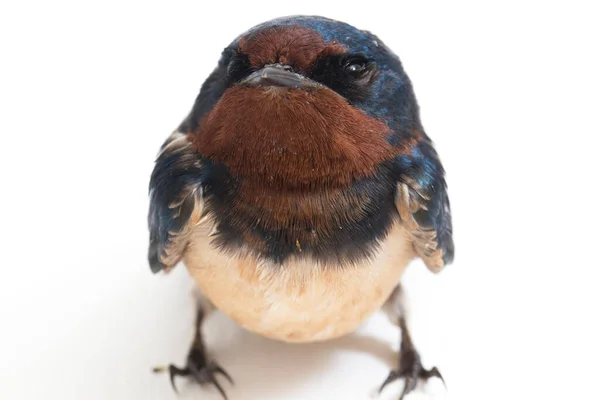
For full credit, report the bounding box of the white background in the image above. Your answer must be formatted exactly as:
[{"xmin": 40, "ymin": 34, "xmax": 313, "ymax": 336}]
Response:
[{"xmin": 1, "ymin": 1, "xmax": 599, "ymax": 399}]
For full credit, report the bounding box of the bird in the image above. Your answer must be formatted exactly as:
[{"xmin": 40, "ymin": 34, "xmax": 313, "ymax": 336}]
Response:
[{"xmin": 147, "ymin": 15, "xmax": 454, "ymax": 400}]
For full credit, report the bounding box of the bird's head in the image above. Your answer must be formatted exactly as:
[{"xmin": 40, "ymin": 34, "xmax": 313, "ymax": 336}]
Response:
[
  {"xmin": 148, "ymin": 16, "xmax": 453, "ymax": 271},
  {"xmin": 183, "ymin": 16, "xmax": 422, "ymax": 189}
]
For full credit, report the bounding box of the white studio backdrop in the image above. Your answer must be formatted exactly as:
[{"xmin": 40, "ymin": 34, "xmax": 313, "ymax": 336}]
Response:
[{"xmin": 0, "ymin": 1, "xmax": 598, "ymax": 399}]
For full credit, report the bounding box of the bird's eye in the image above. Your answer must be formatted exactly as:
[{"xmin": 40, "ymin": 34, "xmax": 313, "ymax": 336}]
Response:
[
  {"xmin": 343, "ymin": 55, "xmax": 370, "ymax": 77},
  {"xmin": 227, "ymin": 54, "xmax": 254, "ymax": 82},
  {"xmin": 347, "ymin": 63, "xmax": 364, "ymax": 73}
]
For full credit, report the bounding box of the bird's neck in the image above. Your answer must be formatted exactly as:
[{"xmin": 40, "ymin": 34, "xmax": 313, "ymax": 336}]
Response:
[{"xmin": 202, "ymin": 164, "xmax": 398, "ymax": 265}]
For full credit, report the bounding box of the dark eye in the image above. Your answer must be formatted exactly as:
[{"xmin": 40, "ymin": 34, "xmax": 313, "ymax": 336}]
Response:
[
  {"xmin": 343, "ymin": 55, "xmax": 370, "ymax": 76},
  {"xmin": 309, "ymin": 53, "xmax": 376, "ymax": 102},
  {"xmin": 227, "ymin": 53, "xmax": 254, "ymax": 82}
]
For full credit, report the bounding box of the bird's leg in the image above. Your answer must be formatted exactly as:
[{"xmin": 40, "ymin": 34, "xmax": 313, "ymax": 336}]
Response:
[
  {"xmin": 153, "ymin": 289, "xmax": 233, "ymax": 399},
  {"xmin": 379, "ymin": 285, "xmax": 444, "ymax": 400}
]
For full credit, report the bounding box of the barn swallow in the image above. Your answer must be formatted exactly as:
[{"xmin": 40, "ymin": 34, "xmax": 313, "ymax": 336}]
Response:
[{"xmin": 148, "ymin": 15, "xmax": 454, "ymax": 400}]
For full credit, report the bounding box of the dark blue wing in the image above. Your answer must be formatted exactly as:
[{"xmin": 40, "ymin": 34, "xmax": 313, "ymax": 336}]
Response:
[
  {"xmin": 394, "ymin": 138, "xmax": 454, "ymax": 272},
  {"xmin": 148, "ymin": 51, "xmax": 233, "ymax": 273},
  {"xmin": 147, "ymin": 132, "xmax": 205, "ymax": 273}
]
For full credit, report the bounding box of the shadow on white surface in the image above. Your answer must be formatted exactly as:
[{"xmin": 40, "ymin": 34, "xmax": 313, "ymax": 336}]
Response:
[
  {"xmin": 155, "ymin": 310, "xmax": 445, "ymax": 400},
  {"xmin": 0, "ymin": 222, "xmax": 450, "ymax": 400},
  {"xmin": 143, "ymin": 269, "xmax": 448, "ymax": 400}
]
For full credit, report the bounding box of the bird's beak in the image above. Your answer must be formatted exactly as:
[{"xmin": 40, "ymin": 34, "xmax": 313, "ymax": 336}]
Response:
[{"xmin": 240, "ymin": 64, "xmax": 321, "ymax": 89}]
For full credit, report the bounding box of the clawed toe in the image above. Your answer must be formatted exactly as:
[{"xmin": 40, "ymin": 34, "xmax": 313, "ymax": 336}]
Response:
[
  {"xmin": 154, "ymin": 361, "xmax": 234, "ymax": 399},
  {"xmin": 378, "ymin": 362, "xmax": 444, "ymax": 400}
]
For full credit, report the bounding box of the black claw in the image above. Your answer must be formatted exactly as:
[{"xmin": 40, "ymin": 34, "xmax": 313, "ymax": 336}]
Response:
[
  {"xmin": 152, "ymin": 365, "xmax": 189, "ymax": 393},
  {"xmin": 399, "ymin": 375, "xmax": 418, "ymax": 400},
  {"xmin": 421, "ymin": 366, "xmax": 445, "ymax": 387},
  {"xmin": 199, "ymin": 363, "xmax": 233, "ymax": 400},
  {"xmin": 161, "ymin": 365, "xmax": 190, "ymax": 393},
  {"xmin": 153, "ymin": 308, "xmax": 231, "ymax": 397},
  {"xmin": 154, "ymin": 362, "xmax": 233, "ymax": 399},
  {"xmin": 378, "ymin": 370, "xmax": 399, "ymax": 393},
  {"xmin": 168, "ymin": 366, "xmax": 182, "ymax": 393},
  {"xmin": 208, "ymin": 372, "xmax": 228, "ymax": 400},
  {"xmin": 213, "ymin": 363, "xmax": 235, "ymax": 385},
  {"xmin": 379, "ymin": 362, "xmax": 444, "ymax": 399}
]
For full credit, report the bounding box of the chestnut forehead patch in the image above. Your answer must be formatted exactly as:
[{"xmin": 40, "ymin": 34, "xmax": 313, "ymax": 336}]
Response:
[{"xmin": 238, "ymin": 25, "xmax": 347, "ymax": 70}]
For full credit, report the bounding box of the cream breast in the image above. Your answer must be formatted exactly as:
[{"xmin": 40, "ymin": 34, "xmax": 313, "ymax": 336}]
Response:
[{"xmin": 183, "ymin": 219, "xmax": 416, "ymax": 343}]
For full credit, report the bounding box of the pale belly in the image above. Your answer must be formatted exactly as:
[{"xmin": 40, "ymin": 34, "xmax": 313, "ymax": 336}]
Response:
[{"xmin": 183, "ymin": 221, "xmax": 415, "ymax": 343}]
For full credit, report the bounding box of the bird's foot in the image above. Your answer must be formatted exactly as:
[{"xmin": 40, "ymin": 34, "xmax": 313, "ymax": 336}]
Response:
[
  {"xmin": 153, "ymin": 351, "xmax": 233, "ymax": 399},
  {"xmin": 378, "ymin": 349, "xmax": 444, "ymax": 400}
]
